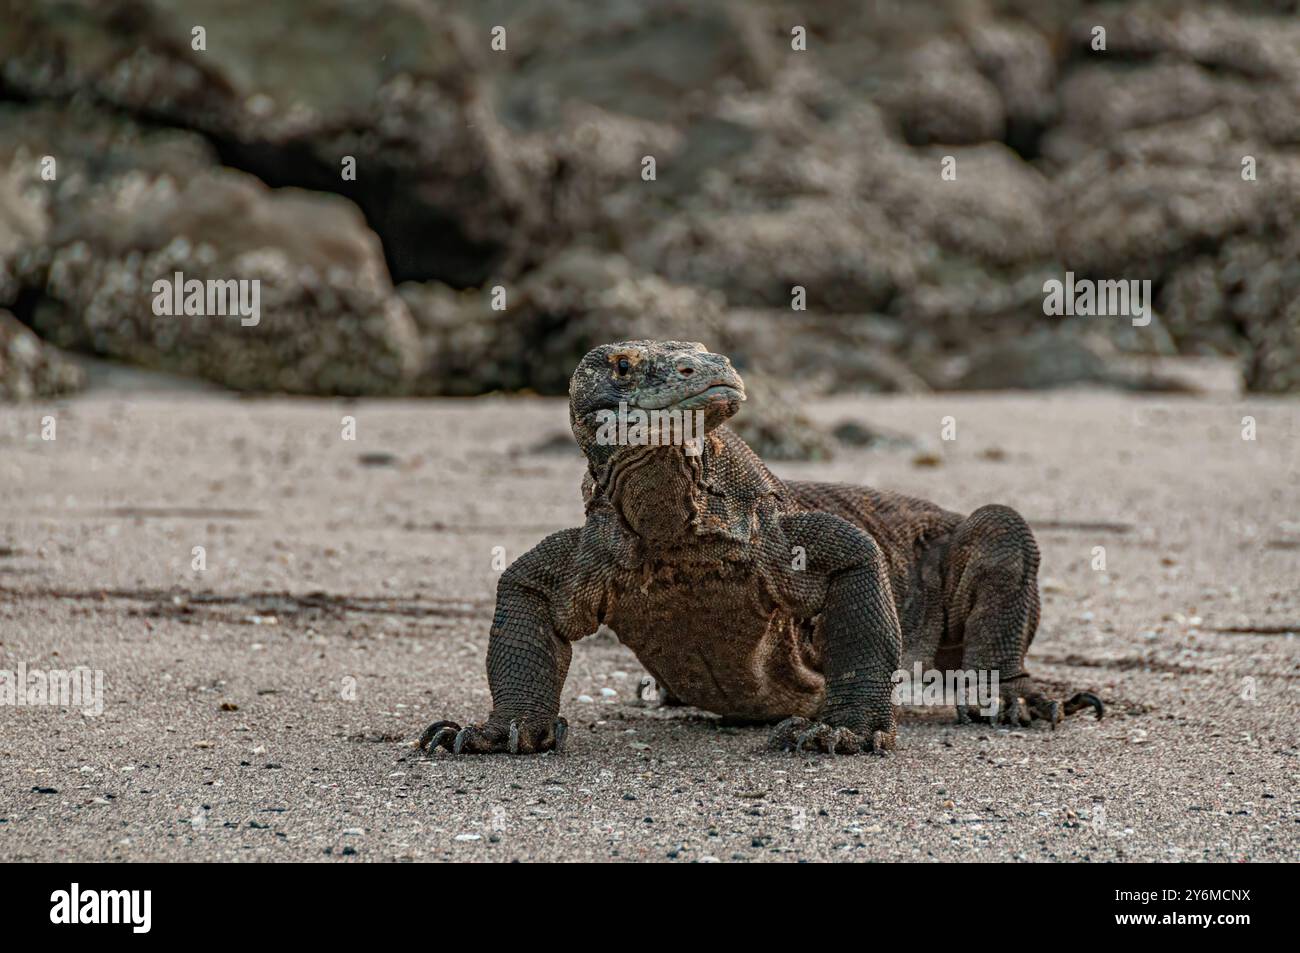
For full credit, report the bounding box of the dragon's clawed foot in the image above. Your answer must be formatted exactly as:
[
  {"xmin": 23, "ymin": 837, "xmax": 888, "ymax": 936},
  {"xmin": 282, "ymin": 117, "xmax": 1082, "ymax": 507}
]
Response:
[
  {"xmin": 418, "ymin": 715, "xmax": 569, "ymax": 755},
  {"xmin": 769, "ymin": 716, "xmax": 895, "ymax": 756},
  {"xmin": 957, "ymin": 691, "xmax": 1104, "ymax": 728}
]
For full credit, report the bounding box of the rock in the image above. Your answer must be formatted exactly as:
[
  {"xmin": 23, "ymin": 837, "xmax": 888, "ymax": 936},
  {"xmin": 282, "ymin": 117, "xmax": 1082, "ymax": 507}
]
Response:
[
  {"xmin": 512, "ymin": 249, "xmax": 732, "ymax": 393},
  {"xmin": 871, "ymin": 144, "xmax": 1054, "ymax": 271},
  {"xmin": 2, "ymin": 0, "xmax": 1298, "ymax": 395},
  {"xmin": 832, "ymin": 421, "xmax": 879, "ymax": 447},
  {"xmin": 727, "ymin": 371, "xmax": 836, "ymax": 462},
  {"xmin": 0, "ymin": 309, "xmax": 84, "ymax": 401},
  {"xmin": 479, "ymin": 1, "xmax": 775, "ymax": 130},
  {"xmin": 0, "ymin": 0, "xmax": 780, "ymax": 288},
  {"xmin": 402, "ymin": 249, "xmax": 730, "ymax": 396},
  {"xmin": 717, "ymin": 310, "xmax": 928, "ymax": 395},
  {"xmin": 1050, "ymin": 62, "xmax": 1223, "ymax": 156},
  {"xmin": 1161, "ymin": 229, "xmax": 1300, "ymax": 387},
  {"xmin": 1052, "ymin": 110, "xmax": 1300, "ymax": 386},
  {"xmin": 1244, "ymin": 302, "xmax": 1300, "ymax": 394},
  {"xmin": 470, "ymin": 0, "xmax": 778, "ymax": 254},
  {"xmin": 0, "ymin": 0, "xmax": 536, "ymax": 286},
  {"xmin": 396, "ymin": 280, "xmax": 528, "ymax": 397},
  {"xmin": 1058, "ymin": 7, "xmax": 1300, "ymax": 146},
  {"xmin": 831, "ymin": 420, "xmax": 915, "ymax": 451},
  {"xmin": 0, "ymin": 102, "xmax": 419, "ymax": 395},
  {"xmin": 1054, "ymin": 149, "xmax": 1267, "ymax": 279},
  {"xmin": 632, "ymin": 197, "xmax": 923, "ymax": 313},
  {"xmin": 1177, "ymin": 233, "xmax": 1300, "ymax": 393},
  {"xmin": 1050, "ymin": 8, "xmax": 1300, "ymax": 150},
  {"xmin": 1033, "ymin": 6, "xmax": 1300, "ymax": 391},
  {"xmin": 943, "ymin": 332, "xmax": 1121, "ymax": 391},
  {"xmin": 965, "ymin": 19, "xmax": 1057, "ymax": 151},
  {"xmin": 877, "ymin": 37, "xmax": 1005, "ymax": 146},
  {"xmin": 0, "ymin": 168, "xmax": 48, "ymax": 306},
  {"xmin": 539, "ymin": 103, "xmax": 689, "ymax": 246},
  {"xmin": 403, "ymin": 248, "xmax": 927, "ymax": 406}
]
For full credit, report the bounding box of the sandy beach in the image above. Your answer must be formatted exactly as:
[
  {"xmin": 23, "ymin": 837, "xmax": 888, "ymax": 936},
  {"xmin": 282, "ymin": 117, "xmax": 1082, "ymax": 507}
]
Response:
[{"xmin": 1, "ymin": 388, "xmax": 1296, "ymax": 862}]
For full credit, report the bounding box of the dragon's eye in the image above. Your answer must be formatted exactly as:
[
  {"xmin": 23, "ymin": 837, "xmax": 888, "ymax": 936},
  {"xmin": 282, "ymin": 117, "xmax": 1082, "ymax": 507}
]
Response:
[{"xmin": 615, "ymin": 357, "xmax": 631, "ymax": 376}]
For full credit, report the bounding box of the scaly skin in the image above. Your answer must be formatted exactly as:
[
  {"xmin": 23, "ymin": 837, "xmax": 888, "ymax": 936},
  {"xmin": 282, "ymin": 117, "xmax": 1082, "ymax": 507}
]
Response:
[{"xmin": 420, "ymin": 341, "xmax": 1102, "ymax": 757}]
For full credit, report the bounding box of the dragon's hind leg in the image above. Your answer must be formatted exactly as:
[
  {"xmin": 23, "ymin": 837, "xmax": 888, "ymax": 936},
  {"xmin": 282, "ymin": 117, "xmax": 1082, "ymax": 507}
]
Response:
[{"xmin": 939, "ymin": 505, "xmax": 1103, "ymax": 727}]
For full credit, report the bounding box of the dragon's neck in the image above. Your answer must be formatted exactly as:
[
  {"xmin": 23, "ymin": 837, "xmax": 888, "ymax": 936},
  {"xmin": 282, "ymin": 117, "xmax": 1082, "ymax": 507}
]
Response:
[{"xmin": 599, "ymin": 442, "xmax": 712, "ymax": 546}]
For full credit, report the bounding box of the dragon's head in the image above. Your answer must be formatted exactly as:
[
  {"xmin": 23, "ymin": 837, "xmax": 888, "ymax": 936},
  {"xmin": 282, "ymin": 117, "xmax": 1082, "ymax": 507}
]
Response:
[{"xmin": 569, "ymin": 341, "xmax": 746, "ymax": 459}]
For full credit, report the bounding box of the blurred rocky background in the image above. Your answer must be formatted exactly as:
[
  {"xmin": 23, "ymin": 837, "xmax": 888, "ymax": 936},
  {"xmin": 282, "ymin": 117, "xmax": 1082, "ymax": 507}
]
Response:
[{"xmin": 1, "ymin": 0, "xmax": 1298, "ymax": 415}]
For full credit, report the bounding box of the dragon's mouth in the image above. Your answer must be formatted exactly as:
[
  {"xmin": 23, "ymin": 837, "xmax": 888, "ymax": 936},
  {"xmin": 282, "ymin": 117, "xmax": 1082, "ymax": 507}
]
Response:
[
  {"xmin": 635, "ymin": 379, "xmax": 746, "ymax": 411},
  {"xmin": 669, "ymin": 384, "xmax": 745, "ymax": 410}
]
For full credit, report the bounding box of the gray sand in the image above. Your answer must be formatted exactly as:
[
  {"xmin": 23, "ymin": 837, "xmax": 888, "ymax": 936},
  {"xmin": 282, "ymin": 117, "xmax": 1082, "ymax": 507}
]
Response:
[{"xmin": 1, "ymin": 390, "xmax": 1296, "ymax": 862}]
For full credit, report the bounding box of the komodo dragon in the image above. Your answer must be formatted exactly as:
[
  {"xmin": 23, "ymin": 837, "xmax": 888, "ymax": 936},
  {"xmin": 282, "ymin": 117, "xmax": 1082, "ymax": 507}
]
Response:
[{"xmin": 420, "ymin": 340, "xmax": 1102, "ymax": 756}]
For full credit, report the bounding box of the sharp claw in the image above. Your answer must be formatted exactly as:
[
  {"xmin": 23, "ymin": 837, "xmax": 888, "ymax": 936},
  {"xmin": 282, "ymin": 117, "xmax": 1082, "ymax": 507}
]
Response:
[
  {"xmin": 429, "ymin": 727, "xmax": 459, "ymax": 751},
  {"xmin": 769, "ymin": 717, "xmax": 806, "ymax": 752},
  {"xmin": 419, "ymin": 720, "xmax": 461, "ymax": 751},
  {"xmin": 1066, "ymin": 691, "xmax": 1105, "ymax": 720},
  {"xmin": 453, "ymin": 726, "xmax": 473, "ymax": 754},
  {"xmin": 871, "ymin": 730, "xmax": 889, "ymax": 755},
  {"xmin": 553, "ymin": 717, "xmax": 568, "ymax": 755},
  {"xmin": 508, "ymin": 721, "xmax": 520, "ymax": 755}
]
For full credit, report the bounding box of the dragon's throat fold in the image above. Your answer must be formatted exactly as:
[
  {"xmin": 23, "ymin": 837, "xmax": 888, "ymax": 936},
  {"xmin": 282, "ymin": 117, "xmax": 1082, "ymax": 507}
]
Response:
[{"xmin": 607, "ymin": 445, "xmax": 704, "ymax": 544}]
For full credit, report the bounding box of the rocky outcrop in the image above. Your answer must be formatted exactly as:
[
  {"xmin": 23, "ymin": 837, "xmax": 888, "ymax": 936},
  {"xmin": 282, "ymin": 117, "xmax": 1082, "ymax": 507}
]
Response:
[
  {"xmin": 400, "ymin": 248, "xmax": 730, "ymax": 396},
  {"xmin": 1046, "ymin": 6, "xmax": 1300, "ymax": 392},
  {"xmin": 0, "ymin": 308, "xmax": 83, "ymax": 401},
  {"xmin": 0, "ymin": 103, "xmax": 419, "ymax": 395},
  {"xmin": 0, "ymin": 0, "xmax": 536, "ymax": 286},
  {"xmin": 0, "ymin": 0, "xmax": 1296, "ymax": 402}
]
